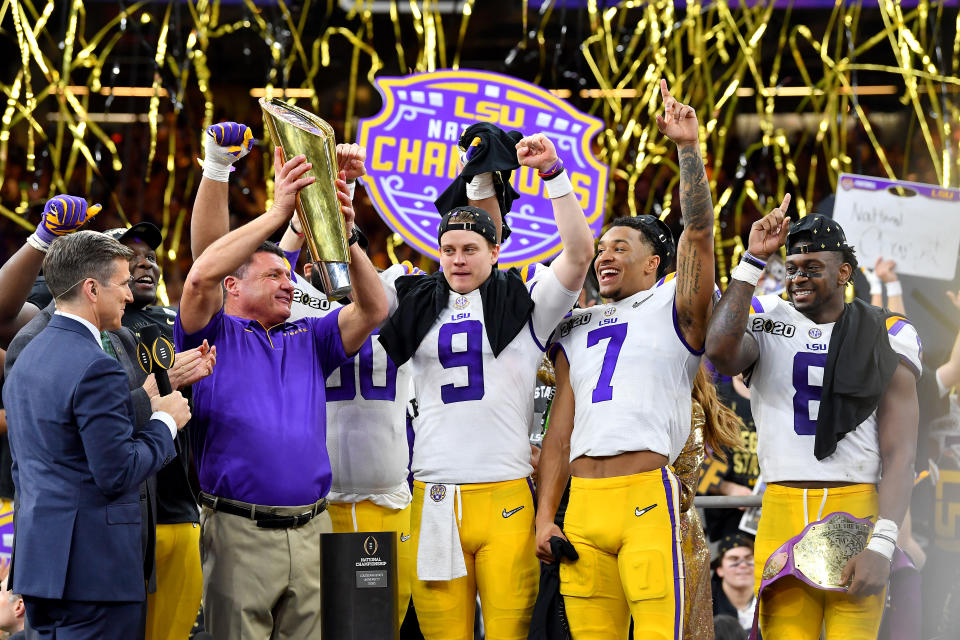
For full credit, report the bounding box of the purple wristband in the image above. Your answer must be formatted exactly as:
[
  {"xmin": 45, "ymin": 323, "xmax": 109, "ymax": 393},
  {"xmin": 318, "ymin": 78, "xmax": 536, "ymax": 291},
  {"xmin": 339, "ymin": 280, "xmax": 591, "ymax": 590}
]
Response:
[{"xmin": 538, "ymin": 159, "xmax": 564, "ymax": 179}]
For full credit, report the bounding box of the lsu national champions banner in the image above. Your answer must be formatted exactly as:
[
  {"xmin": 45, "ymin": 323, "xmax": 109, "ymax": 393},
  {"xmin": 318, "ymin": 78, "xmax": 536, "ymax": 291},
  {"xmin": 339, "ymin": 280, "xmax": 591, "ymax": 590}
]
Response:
[{"xmin": 357, "ymin": 69, "xmax": 608, "ymax": 269}]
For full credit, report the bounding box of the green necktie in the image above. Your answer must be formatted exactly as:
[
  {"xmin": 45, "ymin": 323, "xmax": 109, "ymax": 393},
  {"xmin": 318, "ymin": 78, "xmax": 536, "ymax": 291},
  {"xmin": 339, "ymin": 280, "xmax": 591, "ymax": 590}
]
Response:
[{"xmin": 100, "ymin": 331, "xmax": 118, "ymax": 360}]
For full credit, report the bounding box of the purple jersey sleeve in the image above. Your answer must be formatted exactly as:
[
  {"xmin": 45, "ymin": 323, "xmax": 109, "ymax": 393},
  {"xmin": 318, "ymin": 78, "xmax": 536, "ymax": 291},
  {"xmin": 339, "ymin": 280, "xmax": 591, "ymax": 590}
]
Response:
[
  {"xmin": 305, "ymin": 306, "xmax": 350, "ymax": 377},
  {"xmin": 174, "ymin": 306, "xmax": 225, "ymax": 351}
]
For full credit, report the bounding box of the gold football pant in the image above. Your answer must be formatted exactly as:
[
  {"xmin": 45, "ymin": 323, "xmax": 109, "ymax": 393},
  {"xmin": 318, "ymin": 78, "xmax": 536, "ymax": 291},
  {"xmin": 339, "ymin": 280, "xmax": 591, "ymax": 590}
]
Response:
[
  {"xmin": 560, "ymin": 468, "xmax": 684, "ymax": 640},
  {"xmin": 410, "ymin": 478, "xmax": 538, "ymax": 640},
  {"xmin": 755, "ymin": 483, "xmax": 885, "ymax": 640},
  {"xmin": 328, "ymin": 500, "xmax": 413, "ymax": 629},
  {"xmin": 146, "ymin": 522, "xmax": 203, "ymax": 640}
]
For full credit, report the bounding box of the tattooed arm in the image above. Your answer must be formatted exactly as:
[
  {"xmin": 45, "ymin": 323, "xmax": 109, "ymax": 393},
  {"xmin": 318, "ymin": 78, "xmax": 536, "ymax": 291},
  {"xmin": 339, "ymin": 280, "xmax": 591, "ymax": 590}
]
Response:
[
  {"xmin": 705, "ymin": 195, "xmax": 791, "ymax": 375},
  {"xmin": 656, "ymin": 80, "xmax": 715, "ymax": 351}
]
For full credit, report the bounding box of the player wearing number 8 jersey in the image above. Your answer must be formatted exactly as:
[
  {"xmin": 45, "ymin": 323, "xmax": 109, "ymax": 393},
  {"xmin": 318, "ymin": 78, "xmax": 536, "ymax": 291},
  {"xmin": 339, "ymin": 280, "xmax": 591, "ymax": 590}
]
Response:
[
  {"xmin": 705, "ymin": 204, "xmax": 920, "ymax": 639},
  {"xmin": 536, "ymin": 80, "xmax": 718, "ymax": 640},
  {"xmin": 378, "ymin": 132, "xmax": 595, "ymax": 640}
]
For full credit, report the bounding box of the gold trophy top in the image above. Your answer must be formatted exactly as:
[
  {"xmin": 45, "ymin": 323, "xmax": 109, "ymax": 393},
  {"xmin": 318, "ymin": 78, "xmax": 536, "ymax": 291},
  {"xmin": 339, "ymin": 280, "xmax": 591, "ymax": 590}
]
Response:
[{"xmin": 260, "ymin": 98, "xmax": 351, "ymax": 297}]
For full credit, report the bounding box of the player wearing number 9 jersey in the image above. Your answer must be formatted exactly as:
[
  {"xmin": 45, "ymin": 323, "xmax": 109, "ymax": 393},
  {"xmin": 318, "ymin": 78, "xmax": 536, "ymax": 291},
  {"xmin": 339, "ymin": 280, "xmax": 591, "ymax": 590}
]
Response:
[
  {"xmin": 706, "ymin": 207, "xmax": 920, "ymax": 640},
  {"xmin": 536, "ymin": 81, "xmax": 718, "ymax": 640},
  {"xmin": 378, "ymin": 133, "xmax": 596, "ymax": 640}
]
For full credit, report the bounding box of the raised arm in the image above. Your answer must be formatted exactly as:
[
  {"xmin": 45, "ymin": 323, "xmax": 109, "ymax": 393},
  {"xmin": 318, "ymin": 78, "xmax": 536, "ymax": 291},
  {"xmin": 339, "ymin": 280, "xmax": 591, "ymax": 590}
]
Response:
[
  {"xmin": 874, "ymin": 258, "xmax": 905, "ymax": 314},
  {"xmin": 335, "ymin": 168, "xmax": 389, "ymax": 355},
  {"xmin": 705, "ymin": 195, "xmax": 791, "ymax": 375},
  {"xmin": 656, "ymin": 80, "xmax": 715, "ymax": 350},
  {"xmin": 179, "ymin": 149, "xmax": 314, "ymax": 334},
  {"xmin": 0, "ymin": 195, "xmax": 100, "ymax": 347},
  {"xmin": 515, "ymin": 134, "xmax": 594, "ymax": 290},
  {"xmin": 534, "ymin": 349, "xmax": 574, "ymax": 563},
  {"xmin": 191, "ymin": 122, "xmax": 254, "ymax": 260},
  {"xmin": 842, "ymin": 362, "xmax": 918, "ymax": 596}
]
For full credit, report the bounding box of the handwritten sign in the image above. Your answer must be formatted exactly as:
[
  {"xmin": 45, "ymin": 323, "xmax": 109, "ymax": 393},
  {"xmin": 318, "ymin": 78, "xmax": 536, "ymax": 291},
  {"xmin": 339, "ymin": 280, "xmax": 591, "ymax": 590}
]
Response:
[
  {"xmin": 833, "ymin": 173, "xmax": 960, "ymax": 280},
  {"xmin": 357, "ymin": 69, "xmax": 608, "ymax": 268}
]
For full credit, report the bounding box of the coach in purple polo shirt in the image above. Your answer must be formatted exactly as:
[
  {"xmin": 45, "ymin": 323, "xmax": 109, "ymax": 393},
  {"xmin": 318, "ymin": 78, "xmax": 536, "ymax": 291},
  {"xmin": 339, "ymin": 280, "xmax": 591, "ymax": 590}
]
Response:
[{"xmin": 175, "ymin": 148, "xmax": 388, "ymax": 639}]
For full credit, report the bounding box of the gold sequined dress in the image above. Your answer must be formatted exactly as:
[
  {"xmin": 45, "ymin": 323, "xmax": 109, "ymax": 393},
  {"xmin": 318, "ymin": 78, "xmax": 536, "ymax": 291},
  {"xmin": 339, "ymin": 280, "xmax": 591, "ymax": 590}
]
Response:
[{"xmin": 674, "ymin": 401, "xmax": 714, "ymax": 640}]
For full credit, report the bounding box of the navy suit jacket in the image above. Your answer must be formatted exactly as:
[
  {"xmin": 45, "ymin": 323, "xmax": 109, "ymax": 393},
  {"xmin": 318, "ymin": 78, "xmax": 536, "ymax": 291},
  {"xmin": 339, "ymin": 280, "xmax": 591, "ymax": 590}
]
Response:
[{"xmin": 2, "ymin": 314, "xmax": 176, "ymax": 602}]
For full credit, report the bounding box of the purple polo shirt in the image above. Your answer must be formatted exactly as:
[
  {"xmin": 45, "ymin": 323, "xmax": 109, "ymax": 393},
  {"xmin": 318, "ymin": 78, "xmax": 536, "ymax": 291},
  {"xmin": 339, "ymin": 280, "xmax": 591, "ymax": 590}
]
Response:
[{"xmin": 174, "ymin": 306, "xmax": 348, "ymax": 506}]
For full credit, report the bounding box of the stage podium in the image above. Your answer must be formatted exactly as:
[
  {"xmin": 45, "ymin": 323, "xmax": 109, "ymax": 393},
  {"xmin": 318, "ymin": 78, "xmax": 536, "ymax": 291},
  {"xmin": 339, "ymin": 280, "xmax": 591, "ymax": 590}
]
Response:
[{"xmin": 321, "ymin": 530, "xmax": 399, "ymax": 639}]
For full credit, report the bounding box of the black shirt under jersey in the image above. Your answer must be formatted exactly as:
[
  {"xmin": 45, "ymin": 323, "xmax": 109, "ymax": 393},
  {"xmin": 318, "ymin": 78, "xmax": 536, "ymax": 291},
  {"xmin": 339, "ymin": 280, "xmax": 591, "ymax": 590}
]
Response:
[{"xmin": 123, "ymin": 304, "xmax": 199, "ymax": 525}]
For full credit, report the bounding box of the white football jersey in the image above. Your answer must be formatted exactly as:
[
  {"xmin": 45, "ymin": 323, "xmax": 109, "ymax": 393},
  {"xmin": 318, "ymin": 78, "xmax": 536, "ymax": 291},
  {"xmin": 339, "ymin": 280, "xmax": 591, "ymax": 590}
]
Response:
[
  {"xmin": 409, "ymin": 264, "xmax": 579, "ymax": 484},
  {"xmin": 746, "ymin": 295, "xmax": 922, "ymax": 484},
  {"xmin": 289, "ymin": 262, "xmax": 418, "ymax": 508},
  {"xmin": 550, "ymin": 275, "xmax": 702, "ymax": 464}
]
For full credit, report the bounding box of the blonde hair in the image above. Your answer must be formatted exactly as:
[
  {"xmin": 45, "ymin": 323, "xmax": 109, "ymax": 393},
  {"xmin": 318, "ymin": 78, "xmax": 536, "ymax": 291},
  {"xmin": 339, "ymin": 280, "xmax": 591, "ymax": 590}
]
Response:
[{"xmin": 692, "ymin": 365, "xmax": 744, "ymax": 461}]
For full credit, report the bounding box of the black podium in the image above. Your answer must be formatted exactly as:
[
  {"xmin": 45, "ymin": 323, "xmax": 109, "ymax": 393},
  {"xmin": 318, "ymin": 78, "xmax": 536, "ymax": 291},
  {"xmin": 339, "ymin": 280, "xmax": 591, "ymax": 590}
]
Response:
[{"xmin": 321, "ymin": 530, "xmax": 399, "ymax": 639}]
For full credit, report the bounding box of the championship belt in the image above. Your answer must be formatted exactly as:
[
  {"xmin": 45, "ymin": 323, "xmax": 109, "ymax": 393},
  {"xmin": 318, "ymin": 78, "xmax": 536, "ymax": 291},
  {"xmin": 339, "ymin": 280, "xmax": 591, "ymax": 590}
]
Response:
[
  {"xmin": 260, "ymin": 97, "xmax": 351, "ymax": 298},
  {"xmin": 749, "ymin": 511, "xmax": 918, "ymax": 640}
]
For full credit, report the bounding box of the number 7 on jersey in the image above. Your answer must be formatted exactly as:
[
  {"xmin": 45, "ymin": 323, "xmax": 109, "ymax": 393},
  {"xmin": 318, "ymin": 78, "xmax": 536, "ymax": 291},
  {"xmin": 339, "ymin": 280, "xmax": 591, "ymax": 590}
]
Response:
[{"xmin": 587, "ymin": 324, "xmax": 628, "ymax": 403}]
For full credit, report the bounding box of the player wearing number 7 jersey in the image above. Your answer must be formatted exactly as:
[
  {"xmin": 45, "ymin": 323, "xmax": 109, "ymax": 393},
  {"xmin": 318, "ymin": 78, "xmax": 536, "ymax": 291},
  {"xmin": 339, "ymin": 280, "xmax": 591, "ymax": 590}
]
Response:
[
  {"xmin": 536, "ymin": 80, "xmax": 717, "ymax": 640},
  {"xmin": 705, "ymin": 204, "xmax": 920, "ymax": 639},
  {"xmin": 377, "ymin": 132, "xmax": 595, "ymax": 640}
]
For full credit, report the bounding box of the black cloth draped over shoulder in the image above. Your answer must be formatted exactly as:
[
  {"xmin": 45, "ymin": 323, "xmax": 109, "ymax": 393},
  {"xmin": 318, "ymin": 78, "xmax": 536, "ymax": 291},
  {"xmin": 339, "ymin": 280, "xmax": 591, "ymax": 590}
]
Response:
[
  {"xmin": 815, "ymin": 298, "xmax": 902, "ymax": 460},
  {"xmin": 378, "ymin": 268, "xmax": 534, "ymax": 367}
]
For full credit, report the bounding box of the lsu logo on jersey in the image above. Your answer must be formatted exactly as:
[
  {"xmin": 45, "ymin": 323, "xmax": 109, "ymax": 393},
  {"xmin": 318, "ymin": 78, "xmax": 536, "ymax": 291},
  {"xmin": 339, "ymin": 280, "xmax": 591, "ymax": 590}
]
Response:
[{"xmin": 750, "ymin": 316, "xmax": 796, "ymax": 338}]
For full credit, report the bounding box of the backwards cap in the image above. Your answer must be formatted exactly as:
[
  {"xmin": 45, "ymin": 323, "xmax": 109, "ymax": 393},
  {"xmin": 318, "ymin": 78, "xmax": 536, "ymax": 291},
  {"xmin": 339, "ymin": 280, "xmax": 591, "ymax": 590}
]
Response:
[{"xmin": 437, "ymin": 206, "xmax": 498, "ymax": 246}]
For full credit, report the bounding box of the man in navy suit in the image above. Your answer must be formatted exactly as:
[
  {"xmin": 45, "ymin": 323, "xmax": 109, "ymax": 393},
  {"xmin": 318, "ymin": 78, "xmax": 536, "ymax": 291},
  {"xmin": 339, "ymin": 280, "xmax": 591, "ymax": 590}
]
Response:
[{"xmin": 2, "ymin": 230, "xmax": 191, "ymax": 638}]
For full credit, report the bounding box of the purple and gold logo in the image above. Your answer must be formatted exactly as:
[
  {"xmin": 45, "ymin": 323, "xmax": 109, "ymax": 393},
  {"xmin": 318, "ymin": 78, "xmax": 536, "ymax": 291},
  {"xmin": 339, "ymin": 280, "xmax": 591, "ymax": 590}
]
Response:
[
  {"xmin": 357, "ymin": 69, "xmax": 608, "ymax": 269},
  {"xmin": 429, "ymin": 484, "xmax": 447, "ymax": 502}
]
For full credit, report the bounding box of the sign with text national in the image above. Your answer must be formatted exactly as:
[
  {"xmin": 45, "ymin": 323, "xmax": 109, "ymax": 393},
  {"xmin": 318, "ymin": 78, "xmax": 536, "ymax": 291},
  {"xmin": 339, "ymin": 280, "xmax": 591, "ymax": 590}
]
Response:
[
  {"xmin": 357, "ymin": 70, "xmax": 608, "ymax": 268},
  {"xmin": 833, "ymin": 173, "xmax": 960, "ymax": 280}
]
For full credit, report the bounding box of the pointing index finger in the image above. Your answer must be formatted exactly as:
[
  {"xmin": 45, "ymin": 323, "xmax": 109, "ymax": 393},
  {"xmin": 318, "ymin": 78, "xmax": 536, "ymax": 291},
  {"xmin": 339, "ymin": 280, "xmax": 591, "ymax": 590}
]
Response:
[
  {"xmin": 779, "ymin": 192, "xmax": 791, "ymax": 212},
  {"xmin": 660, "ymin": 78, "xmax": 670, "ymax": 101}
]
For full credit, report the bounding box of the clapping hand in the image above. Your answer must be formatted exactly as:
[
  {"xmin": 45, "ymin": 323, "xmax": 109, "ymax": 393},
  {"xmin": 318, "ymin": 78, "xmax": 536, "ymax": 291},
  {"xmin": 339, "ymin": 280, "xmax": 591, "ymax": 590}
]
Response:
[{"xmin": 169, "ymin": 340, "xmax": 217, "ymax": 390}]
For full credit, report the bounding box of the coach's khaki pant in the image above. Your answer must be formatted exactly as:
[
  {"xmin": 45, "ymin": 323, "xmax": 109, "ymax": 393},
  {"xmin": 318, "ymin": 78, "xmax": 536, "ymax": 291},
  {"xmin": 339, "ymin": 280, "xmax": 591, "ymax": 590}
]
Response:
[{"xmin": 200, "ymin": 505, "xmax": 332, "ymax": 639}]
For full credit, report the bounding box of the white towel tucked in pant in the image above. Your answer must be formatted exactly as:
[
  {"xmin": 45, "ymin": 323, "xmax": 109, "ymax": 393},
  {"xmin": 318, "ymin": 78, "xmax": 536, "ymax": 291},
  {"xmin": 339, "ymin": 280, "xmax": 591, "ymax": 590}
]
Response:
[{"xmin": 416, "ymin": 483, "xmax": 467, "ymax": 581}]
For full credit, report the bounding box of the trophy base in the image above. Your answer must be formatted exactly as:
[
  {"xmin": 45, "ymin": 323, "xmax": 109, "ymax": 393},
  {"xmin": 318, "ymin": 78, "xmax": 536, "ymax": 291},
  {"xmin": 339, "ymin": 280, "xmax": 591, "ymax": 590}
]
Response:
[
  {"xmin": 311, "ymin": 261, "xmax": 352, "ymax": 299},
  {"xmin": 320, "ymin": 531, "xmax": 398, "ymax": 640}
]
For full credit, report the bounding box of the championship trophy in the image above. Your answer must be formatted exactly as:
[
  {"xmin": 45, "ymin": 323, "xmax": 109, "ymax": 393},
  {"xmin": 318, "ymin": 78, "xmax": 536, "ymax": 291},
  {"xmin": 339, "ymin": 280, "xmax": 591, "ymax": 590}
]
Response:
[{"xmin": 259, "ymin": 97, "xmax": 351, "ymax": 298}]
